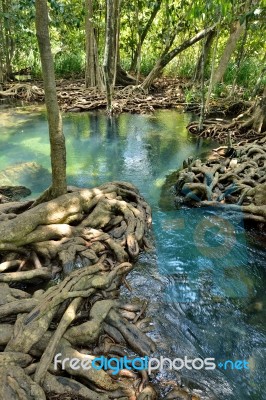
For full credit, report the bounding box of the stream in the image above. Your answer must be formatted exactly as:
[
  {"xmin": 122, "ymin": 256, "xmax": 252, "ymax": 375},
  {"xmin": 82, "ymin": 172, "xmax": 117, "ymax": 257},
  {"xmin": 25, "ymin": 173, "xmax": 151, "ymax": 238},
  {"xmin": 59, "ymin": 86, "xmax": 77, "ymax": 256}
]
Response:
[{"xmin": 0, "ymin": 108, "xmax": 265, "ymax": 400}]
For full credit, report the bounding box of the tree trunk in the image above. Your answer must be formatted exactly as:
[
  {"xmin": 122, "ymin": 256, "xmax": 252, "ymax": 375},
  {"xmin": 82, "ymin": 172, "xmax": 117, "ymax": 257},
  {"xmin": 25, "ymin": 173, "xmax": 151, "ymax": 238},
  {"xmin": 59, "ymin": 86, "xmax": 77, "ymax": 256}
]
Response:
[
  {"xmin": 194, "ymin": 29, "xmax": 216, "ymax": 82},
  {"xmin": 252, "ymin": 85, "xmax": 266, "ymax": 134},
  {"xmin": 116, "ymin": 64, "xmax": 137, "ymax": 86},
  {"xmin": 252, "ymin": 54, "xmax": 266, "ymax": 97},
  {"xmin": 130, "ymin": 0, "xmax": 162, "ymax": 73},
  {"xmin": 103, "ymin": 0, "xmax": 120, "ymax": 112},
  {"xmin": 141, "ymin": 24, "xmax": 216, "ymax": 90},
  {"xmin": 85, "ymin": 0, "xmax": 103, "ymax": 89},
  {"xmin": 1, "ymin": 0, "xmax": 15, "ymax": 81},
  {"xmin": 0, "ymin": 6, "xmax": 3, "ymax": 84},
  {"xmin": 112, "ymin": 0, "xmax": 120, "ymax": 87},
  {"xmin": 35, "ymin": 0, "xmax": 67, "ymax": 201},
  {"xmin": 212, "ymin": 20, "xmax": 246, "ymax": 86},
  {"xmin": 204, "ymin": 25, "xmax": 220, "ymax": 113},
  {"xmin": 230, "ymin": 18, "xmax": 248, "ymax": 97},
  {"xmin": 198, "ymin": 36, "xmax": 207, "ymax": 131}
]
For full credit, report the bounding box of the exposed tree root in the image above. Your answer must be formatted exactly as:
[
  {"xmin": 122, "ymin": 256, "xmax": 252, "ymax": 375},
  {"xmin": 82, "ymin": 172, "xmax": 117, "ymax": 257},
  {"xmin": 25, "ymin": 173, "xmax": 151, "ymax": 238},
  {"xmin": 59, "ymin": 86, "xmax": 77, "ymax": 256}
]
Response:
[
  {"xmin": 187, "ymin": 89, "xmax": 266, "ymax": 143},
  {"xmin": 185, "ymin": 98, "xmax": 252, "ymax": 119},
  {"xmin": 0, "ymin": 181, "xmax": 173, "ymax": 399},
  {"xmin": 0, "ymin": 83, "xmax": 44, "ymax": 101},
  {"xmin": 174, "ymin": 136, "xmax": 266, "ymax": 225},
  {"xmin": 0, "ymin": 79, "xmax": 184, "ymax": 114},
  {"xmin": 187, "ymin": 119, "xmax": 263, "ymax": 142}
]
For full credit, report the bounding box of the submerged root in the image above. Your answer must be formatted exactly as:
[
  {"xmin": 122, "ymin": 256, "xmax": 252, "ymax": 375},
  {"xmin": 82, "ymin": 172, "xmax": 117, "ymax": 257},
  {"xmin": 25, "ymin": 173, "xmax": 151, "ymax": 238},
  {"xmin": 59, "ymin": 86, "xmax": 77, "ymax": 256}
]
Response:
[{"xmin": 175, "ymin": 137, "xmax": 266, "ymax": 224}]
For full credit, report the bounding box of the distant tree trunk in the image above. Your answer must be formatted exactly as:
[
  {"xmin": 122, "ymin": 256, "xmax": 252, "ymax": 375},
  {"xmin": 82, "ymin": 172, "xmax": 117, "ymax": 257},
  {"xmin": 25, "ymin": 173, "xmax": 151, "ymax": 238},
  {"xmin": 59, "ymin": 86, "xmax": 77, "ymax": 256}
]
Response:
[
  {"xmin": 0, "ymin": 61, "xmax": 3, "ymax": 84},
  {"xmin": 115, "ymin": 64, "xmax": 137, "ymax": 86},
  {"xmin": 204, "ymin": 25, "xmax": 220, "ymax": 113},
  {"xmin": 252, "ymin": 85, "xmax": 266, "ymax": 134},
  {"xmin": 35, "ymin": 0, "xmax": 67, "ymax": 202},
  {"xmin": 0, "ymin": 8, "xmax": 4, "ymax": 84},
  {"xmin": 130, "ymin": 0, "xmax": 162, "ymax": 72},
  {"xmin": 239, "ymin": 86, "xmax": 266, "ymax": 134},
  {"xmin": 103, "ymin": 0, "xmax": 120, "ymax": 112},
  {"xmin": 212, "ymin": 20, "xmax": 246, "ymax": 86},
  {"xmin": 85, "ymin": 0, "xmax": 103, "ymax": 89},
  {"xmin": 251, "ymin": 54, "xmax": 266, "ymax": 97},
  {"xmin": 112, "ymin": 0, "xmax": 120, "ymax": 87},
  {"xmin": 194, "ymin": 29, "xmax": 216, "ymax": 82},
  {"xmin": 198, "ymin": 36, "xmax": 207, "ymax": 131},
  {"xmin": 134, "ymin": 0, "xmax": 141, "ymax": 83},
  {"xmin": 141, "ymin": 24, "xmax": 216, "ymax": 90},
  {"xmin": 1, "ymin": 0, "xmax": 15, "ymax": 81},
  {"xmin": 230, "ymin": 18, "xmax": 248, "ymax": 97}
]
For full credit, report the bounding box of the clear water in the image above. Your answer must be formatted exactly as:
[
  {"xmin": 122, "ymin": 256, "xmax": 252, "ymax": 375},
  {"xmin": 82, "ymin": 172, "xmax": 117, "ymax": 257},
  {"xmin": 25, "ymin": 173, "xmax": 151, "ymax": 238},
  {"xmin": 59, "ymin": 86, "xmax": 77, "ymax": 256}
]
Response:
[{"xmin": 0, "ymin": 108, "xmax": 265, "ymax": 399}]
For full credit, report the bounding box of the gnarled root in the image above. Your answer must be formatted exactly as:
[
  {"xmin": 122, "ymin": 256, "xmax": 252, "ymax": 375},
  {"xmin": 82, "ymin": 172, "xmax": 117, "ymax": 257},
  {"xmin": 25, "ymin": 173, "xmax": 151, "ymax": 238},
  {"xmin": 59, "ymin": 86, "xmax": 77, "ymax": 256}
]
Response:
[
  {"xmin": 175, "ymin": 137, "xmax": 266, "ymax": 224},
  {"xmin": 0, "ymin": 181, "xmax": 163, "ymax": 399}
]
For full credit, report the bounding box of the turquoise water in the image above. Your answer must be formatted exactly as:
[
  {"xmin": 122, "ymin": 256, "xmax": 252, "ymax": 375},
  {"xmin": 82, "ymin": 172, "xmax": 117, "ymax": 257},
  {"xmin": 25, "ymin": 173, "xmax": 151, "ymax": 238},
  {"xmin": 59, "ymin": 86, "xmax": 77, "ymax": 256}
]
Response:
[
  {"xmin": 0, "ymin": 108, "xmax": 265, "ymax": 399},
  {"xmin": 0, "ymin": 108, "xmax": 212, "ymax": 201}
]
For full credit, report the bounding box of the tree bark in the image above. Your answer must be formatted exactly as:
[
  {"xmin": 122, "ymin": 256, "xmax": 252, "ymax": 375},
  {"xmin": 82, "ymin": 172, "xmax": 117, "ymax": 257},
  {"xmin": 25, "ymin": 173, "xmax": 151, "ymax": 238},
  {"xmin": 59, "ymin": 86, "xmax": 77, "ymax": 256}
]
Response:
[
  {"xmin": 204, "ymin": 25, "xmax": 220, "ymax": 113},
  {"xmin": 112, "ymin": 0, "xmax": 120, "ymax": 88},
  {"xmin": 194, "ymin": 29, "xmax": 216, "ymax": 82},
  {"xmin": 103, "ymin": 0, "xmax": 120, "ymax": 112},
  {"xmin": 35, "ymin": 0, "xmax": 67, "ymax": 201},
  {"xmin": 252, "ymin": 85, "xmax": 266, "ymax": 134},
  {"xmin": 212, "ymin": 20, "xmax": 246, "ymax": 86},
  {"xmin": 130, "ymin": 0, "xmax": 162, "ymax": 73},
  {"xmin": 85, "ymin": 0, "xmax": 103, "ymax": 89},
  {"xmin": 141, "ymin": 24, "xmax": 216, "ymax": 90},
  {"xmin": 0, "ymin": 10, "xmax": 3, "ymax": 84},
  {"xmin": 1, "ymin": 0, "xmax": 15, "ymax": 81},
  {"xmin": 198, "ymin": 35, "xmax": 207, "ymax": 131}
]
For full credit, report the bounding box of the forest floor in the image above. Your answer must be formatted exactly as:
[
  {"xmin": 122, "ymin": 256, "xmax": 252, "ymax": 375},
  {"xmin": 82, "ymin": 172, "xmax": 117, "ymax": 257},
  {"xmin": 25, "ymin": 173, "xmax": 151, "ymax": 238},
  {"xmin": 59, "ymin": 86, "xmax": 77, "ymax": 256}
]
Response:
[
  {"xmin": 0, "ymin": 78, "xmax": 185, "ymax": 113},
  {"xmin": 0, "ymin": 77, "xmax": 252, "ymax": 117}
]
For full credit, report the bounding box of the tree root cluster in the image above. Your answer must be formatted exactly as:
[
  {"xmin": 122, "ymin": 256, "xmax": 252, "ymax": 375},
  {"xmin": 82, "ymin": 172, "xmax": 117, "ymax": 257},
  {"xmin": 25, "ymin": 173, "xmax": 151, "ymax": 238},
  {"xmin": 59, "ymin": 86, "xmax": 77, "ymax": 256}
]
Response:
[
  {"xmin": 0, "ymin": 181, "xmax": 166, "ymax": 400},
  {"xmin": 174, "ymin": 137, "xmax": 266, "ymax": 224},
  {"xmin": 0, "ymin": 79, "xmax": 185, "ymax": 114},
  {"xmin": 186, "ymin": 94, "xmax": 266, "ymax": 142},
  {"xmin": 187, "ymin": 118, "xmax": 263, "ymax": 142},
  {"xmin": 185, "ymin": 98, "xmax": 251, "ymax": 119},
  {"xmin": 0, "ymin": 83, "xmax": 44, "ymax": 101}
]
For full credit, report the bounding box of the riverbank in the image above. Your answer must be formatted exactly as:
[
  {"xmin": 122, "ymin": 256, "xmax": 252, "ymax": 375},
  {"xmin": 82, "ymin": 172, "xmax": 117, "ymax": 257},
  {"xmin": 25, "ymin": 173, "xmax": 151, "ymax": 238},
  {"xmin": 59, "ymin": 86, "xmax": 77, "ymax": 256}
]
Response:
[
  {"xmin": 0, "ymin": 78, "xmax": 255, "ymax": 118},
  {"xmin": 0, "ymin": 78, "xmax": 185, "ymax": 114}
]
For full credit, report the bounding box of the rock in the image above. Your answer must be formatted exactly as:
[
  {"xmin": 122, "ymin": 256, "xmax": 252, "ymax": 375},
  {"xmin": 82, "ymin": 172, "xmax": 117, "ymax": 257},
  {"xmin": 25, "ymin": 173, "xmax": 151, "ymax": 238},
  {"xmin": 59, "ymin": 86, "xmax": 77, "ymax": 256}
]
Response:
[
  {"xmin": 0, "ymin": 162, "xmax": 51, "ymax": 191},
  {"xmin": 0, "ymin": 186, "xmax": 31, "ymax": 201}
]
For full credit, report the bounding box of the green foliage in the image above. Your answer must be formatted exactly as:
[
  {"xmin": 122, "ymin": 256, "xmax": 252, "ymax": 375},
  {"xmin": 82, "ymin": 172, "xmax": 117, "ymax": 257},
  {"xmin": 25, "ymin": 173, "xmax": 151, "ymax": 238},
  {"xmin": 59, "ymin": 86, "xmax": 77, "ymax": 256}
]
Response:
[
  {"xmin": 184, "ymin": 87, "xmax": 201, "ymax": 103},
  {"xmin": 54, "ymin": 52, "xmax": 85, "ymax": 78},
  {"xmin": 223, "ymin": 58, "xmax": 260, "ymax": 88},
  {"xmin": 164, "ymin": 58, "xmax": 194, "ymax": 79},
  {"xmin": 177, "ymin": 60, "xmax": 195, "ymax": 79},
  {"xmin": 212, "ymin": 83, "xmax": 228, "ymax": 97},
  {"xmin": 140, "ymin": 56, "xmax": 157, "ymax": 76},
  {"xmin": 0, "ymin": 0, "xmax": 265, "ymax": 95}
]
